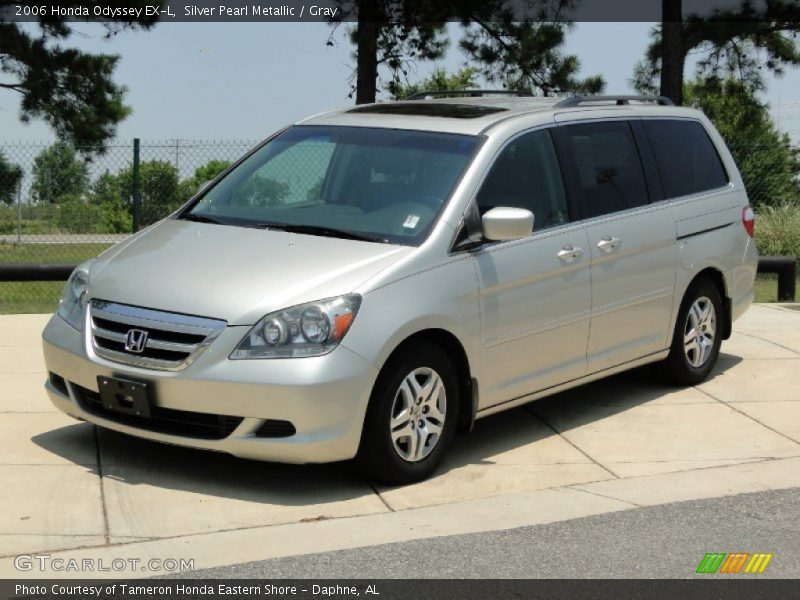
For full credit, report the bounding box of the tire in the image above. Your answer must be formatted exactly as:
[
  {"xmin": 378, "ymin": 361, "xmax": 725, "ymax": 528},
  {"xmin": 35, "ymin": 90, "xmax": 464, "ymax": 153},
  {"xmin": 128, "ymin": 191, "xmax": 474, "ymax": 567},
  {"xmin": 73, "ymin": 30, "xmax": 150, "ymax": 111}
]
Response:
[
  {"xmin": 356, "ymin": 341, "xmax": 459, "ymax": 485},
  {"xmin": 661, "ymin": 277, "xmax": 724, "ymax": 386}
]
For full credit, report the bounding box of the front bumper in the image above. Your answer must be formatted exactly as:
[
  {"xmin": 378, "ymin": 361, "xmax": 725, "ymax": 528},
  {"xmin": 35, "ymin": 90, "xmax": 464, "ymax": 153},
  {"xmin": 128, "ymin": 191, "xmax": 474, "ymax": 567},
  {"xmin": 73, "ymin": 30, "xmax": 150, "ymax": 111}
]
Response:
[{"xmin": 42, "ymin": 314, "xmax": 379, "ymax": 463}]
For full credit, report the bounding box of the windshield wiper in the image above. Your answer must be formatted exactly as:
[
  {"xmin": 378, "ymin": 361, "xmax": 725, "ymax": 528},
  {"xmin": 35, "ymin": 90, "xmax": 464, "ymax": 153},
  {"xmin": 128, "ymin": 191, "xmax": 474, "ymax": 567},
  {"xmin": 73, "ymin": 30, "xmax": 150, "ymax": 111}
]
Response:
[
  {"xmin": 254, "ymin": 223, "xmax": 387, "ymax": 243},
  {"xmin": 179, "ymin": 213, "xmax": 228, "ymax": 225}
]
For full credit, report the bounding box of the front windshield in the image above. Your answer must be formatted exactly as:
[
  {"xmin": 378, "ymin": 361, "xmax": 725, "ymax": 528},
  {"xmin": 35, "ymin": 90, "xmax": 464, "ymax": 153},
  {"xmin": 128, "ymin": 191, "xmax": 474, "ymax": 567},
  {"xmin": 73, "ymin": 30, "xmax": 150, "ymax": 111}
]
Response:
[{"xmin": 184, "ymin": 125, "xmax": 481, "ymax": 245}]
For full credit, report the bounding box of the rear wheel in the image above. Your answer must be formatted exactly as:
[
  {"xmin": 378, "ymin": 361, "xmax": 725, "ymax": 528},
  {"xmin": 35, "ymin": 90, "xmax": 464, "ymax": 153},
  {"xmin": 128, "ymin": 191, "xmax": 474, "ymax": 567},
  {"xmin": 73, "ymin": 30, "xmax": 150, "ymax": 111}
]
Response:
[
  {"xmin": 662, "ymin": 278, "xmax": 723, "ymax": 385},
  {"xmin": 356, "ymin": 341, "xmax": 458, "ymax": 485}
]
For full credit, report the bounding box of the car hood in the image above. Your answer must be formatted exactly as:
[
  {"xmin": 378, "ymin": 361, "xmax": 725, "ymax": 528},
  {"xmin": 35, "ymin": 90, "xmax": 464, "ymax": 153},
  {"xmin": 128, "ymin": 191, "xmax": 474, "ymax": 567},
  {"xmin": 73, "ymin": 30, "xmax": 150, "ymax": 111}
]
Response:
[{"xmin": 90, "ymin": 220, "xmax": 412, "ymax": 325}]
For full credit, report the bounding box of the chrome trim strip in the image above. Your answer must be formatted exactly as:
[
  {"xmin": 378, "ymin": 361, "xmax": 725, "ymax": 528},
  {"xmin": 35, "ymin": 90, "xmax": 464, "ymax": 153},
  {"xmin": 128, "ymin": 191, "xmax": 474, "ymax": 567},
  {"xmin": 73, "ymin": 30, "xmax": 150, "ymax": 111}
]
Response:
[
  {"xmin": 145, "ymin": 338, "xmax": 198, "ymax": 353},
  {"xmin": 92, "ymin": 327, "xmax": 126, "ymax": 343},
  {"xmin": 89, "ymin": 347, "xmax": 182, "ymax": 370},
  {"xmin": 89, "ymin": 299, "xmax": 227, "ymax": 371},
  {"xmin": 91, "ymin": 300, "xmax": 226, "ymax": 332},
  {"xmin": 676, "ymin": 221, "xmax": 736, "ymax": 241},
  {"xmin": 91, "ymin": 308, "xmax": 222, "ymax": 337}
]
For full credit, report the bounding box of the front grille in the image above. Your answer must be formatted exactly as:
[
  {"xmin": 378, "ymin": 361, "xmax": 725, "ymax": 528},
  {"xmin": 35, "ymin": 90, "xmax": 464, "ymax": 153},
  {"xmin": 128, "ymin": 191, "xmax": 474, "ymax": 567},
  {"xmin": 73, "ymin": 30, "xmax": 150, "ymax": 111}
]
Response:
[
  {"xmin": 89, "ymin": 299, "xmax": 226, "ymax": 371},
  {"xmin": 71, "ymin": 382, "xmax": 243, "ymax": 440}
]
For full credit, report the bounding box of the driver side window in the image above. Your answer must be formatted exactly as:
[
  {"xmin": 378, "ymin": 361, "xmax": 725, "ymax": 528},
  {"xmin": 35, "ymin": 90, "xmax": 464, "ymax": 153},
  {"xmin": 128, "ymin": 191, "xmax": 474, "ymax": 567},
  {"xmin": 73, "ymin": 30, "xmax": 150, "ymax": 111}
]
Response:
[{"xmin": 477, "ymin": 129, "xmax": 569, "ymax": 231}]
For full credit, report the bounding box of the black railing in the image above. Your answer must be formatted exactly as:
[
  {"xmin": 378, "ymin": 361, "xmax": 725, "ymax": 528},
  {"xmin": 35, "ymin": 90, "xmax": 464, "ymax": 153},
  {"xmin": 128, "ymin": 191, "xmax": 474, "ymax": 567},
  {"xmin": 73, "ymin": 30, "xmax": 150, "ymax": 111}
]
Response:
[
  {"xmin": 757, "ymin": 256, "xmax": 797, "ymax": 302},
  {"xmin": 0, "ymin": 257, "xmax": 797, "ymax": 301},
  {"xmin": 0, "ymin": 264, "xmax": 77, "ymax": 282}
]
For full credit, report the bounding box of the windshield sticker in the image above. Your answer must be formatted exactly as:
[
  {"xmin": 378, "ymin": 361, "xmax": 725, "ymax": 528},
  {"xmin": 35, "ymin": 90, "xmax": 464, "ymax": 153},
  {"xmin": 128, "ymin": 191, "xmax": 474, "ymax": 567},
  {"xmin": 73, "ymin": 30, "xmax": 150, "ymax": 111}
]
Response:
[{"xmin": 403, "ymin": 215, "xmax": 420, "ymax": 229}]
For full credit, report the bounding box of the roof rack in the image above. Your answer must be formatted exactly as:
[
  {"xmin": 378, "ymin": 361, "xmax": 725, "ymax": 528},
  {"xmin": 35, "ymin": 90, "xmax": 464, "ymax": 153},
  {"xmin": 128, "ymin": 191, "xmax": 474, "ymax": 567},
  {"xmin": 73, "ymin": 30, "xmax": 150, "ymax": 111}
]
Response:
[
  {"xmin": 555, "ymin": 95, "xmax": 674, "ymax": 108},
  {"xmin": 407, "ymin": 89, "xmax": 534, "ymax": 100}
]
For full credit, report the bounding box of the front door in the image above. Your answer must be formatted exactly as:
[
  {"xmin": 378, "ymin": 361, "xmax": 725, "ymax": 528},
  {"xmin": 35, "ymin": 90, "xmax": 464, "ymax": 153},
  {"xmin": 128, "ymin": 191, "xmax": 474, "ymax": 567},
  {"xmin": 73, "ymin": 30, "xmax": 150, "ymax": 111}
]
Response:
[{"xmin": 471, "ymin": 128, "xmax": 591, "ymax": 409}]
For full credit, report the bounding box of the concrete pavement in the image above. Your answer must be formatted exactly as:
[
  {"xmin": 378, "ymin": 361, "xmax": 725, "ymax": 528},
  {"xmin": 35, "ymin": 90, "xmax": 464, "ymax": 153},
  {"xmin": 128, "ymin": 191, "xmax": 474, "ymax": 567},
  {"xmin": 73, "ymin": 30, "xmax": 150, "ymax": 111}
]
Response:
[
  {"xmin": 188, "ymin": 488, "xmax": 800, "ymax": 578},
  {"xmin": 0, "ymin": 304, "xmax": 798, "ymax": 578}
]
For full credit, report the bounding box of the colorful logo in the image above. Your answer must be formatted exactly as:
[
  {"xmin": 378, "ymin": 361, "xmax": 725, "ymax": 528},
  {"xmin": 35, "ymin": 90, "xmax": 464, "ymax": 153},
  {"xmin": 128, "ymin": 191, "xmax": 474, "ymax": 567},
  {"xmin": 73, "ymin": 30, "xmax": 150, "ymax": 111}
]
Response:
[{"xmin": 696, "ymin": 552, "xmax": 773, "ymax": 574}]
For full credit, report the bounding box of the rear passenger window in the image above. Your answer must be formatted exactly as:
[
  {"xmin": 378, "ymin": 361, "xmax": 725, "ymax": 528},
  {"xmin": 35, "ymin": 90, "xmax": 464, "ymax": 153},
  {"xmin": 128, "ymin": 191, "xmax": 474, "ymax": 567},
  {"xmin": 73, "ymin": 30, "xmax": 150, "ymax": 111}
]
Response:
[
  {"xmin": 563, "ymin": 121, "xmax": 649, "ymax": 218},
  {"xmin": 477, "ymin": 129, "xmax": 569, "ymax": 231},
  {"xmin": 644, "ymin": 120, "xmax": 728, "ymax": 199}
]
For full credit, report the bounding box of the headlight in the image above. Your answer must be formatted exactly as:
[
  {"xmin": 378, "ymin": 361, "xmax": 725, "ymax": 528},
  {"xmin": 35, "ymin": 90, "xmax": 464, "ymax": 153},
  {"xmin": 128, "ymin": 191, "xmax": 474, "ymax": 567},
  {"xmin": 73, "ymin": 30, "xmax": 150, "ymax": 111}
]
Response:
[
  {"xmin": 57, "ymin": 262, "xmax": 91, "ymax": 330},
  {"xmin": 230, "ymin": 295, "xmax": 361, "ymax": 359}
]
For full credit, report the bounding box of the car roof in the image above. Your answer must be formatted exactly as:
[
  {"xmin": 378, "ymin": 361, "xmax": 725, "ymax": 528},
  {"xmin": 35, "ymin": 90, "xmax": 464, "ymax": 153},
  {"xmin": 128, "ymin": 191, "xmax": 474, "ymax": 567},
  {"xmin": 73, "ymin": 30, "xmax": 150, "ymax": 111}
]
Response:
[{"xmin": 297, "ymin": 95, "xmax": 704, "ymax": 136}]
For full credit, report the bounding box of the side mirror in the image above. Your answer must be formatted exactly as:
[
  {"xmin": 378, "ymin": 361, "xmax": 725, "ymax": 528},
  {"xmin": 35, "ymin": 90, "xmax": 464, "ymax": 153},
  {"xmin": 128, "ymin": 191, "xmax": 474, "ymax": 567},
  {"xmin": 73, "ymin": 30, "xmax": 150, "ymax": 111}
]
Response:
[{"xmin": 481, "ymin": 207, "xmax": 534, "ymax": 241}]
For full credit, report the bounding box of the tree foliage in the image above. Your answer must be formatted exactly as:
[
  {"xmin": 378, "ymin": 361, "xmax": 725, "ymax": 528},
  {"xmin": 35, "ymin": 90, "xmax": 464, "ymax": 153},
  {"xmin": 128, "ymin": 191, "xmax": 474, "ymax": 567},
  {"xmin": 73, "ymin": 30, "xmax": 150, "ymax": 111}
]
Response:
[
  {"xmin": 330, "ymin": 0, "xmax": 450, "ymax": 103},
  {"xmin": 30, "ymin": 142, "xmax": 89, "ymax": 204},
  {"xmin": 87, "ymin": 170, "xmax": 132, "ymax": 233},
  {"xmin": 389, "ymin": 67, "xmax": 479, "ymax": 99},
  {"xmin": 0, "ymin": 150, "xmax": 23, "ymax": 205},
  {"xmin": 632, "ymin": 0, "xmax": 800, "ymax": 105},
  {"xmin": 685, "ymin": 78, "xmax": 799, "ymax": 209},
  {"xmin": 178, "ymin": 159, "xmax": 232, "ymax": 203},
  {"xmin": 116, "ymin": 160, "xmax": 180, "ymax": 226},
  {"xmin": 459, "ymin": 1, "xmax": 604, "ymax": 94},
  {"xmin": 0, "ymin": 1, "xmax": 159, "ymax": 149},
  {"xmin": 331, "ymin": 0, "xmax": 604, "ymax": 103},
  {"xmin": 192, "ymin": 159, "xmax": 232, "ymax": 185}
]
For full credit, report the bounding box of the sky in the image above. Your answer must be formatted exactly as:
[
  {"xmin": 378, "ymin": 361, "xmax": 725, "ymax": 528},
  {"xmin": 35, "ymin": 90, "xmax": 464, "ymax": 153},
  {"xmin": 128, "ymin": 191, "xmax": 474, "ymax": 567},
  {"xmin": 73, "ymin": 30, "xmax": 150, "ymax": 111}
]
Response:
[{"xmin": 1, "ymin": 21, "xmax": 799, "ymax": 144}]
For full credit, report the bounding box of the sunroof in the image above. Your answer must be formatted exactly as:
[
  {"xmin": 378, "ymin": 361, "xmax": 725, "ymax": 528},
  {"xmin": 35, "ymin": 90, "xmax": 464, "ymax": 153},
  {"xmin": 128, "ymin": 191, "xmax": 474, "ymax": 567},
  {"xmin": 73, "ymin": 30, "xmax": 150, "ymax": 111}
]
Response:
[{"xmin": 348, "ymin": 103, "xmax": 507, "ymax": 119}]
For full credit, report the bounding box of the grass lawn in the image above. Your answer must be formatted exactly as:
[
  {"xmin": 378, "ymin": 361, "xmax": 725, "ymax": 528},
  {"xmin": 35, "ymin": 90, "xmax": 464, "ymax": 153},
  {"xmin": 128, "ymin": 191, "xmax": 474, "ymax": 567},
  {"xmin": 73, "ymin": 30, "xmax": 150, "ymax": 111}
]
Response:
[
  {"xmin": 0, "ymin": 242, "xmax": 112, "ymax": 264},
  {"xmin": 754, "ymin": 269, "xmax": 800, "ymax": 303},
  {"xmin": 0, "ymin": 281, "xmax": 66, "ymax": 314},
  {"xmin": 0, "ymin": 242, "xmax": 111, "ymax": 314}
]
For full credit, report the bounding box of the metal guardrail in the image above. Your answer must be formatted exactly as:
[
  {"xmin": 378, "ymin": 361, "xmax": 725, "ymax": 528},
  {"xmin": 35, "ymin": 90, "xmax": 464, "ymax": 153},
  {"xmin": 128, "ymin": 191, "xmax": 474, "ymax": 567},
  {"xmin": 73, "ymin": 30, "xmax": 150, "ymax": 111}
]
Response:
[
  {"xmin": 0, "ymin": 256, "xmax": 796, "ymax": 300},
  {"xmin": 0, "ymin": 264, "xmax": 77, "ymax": 282},
  {"xmin": 757, "ymin": 256, "xmax": 797, "ymax": 302}
]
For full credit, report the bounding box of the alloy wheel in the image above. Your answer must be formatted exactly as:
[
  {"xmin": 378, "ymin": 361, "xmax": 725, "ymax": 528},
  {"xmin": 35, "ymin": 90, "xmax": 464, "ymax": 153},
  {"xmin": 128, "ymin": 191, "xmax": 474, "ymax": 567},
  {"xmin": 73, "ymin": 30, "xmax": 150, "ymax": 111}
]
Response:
[
  {"xmin": 389, "ymin": 367, "xmax": 447, "ymax": 462},
  {"xmin": 683, "ymin": 296, "xmax": 716, "ymax": 368}
]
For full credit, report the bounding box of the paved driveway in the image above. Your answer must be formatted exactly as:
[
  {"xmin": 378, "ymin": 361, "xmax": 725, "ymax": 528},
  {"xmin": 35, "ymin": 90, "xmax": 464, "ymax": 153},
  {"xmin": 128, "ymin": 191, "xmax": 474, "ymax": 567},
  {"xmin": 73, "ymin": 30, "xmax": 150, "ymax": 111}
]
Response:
[{"xmin": 1, "ymin": 304, "xmax": 798, "ymax": 577}]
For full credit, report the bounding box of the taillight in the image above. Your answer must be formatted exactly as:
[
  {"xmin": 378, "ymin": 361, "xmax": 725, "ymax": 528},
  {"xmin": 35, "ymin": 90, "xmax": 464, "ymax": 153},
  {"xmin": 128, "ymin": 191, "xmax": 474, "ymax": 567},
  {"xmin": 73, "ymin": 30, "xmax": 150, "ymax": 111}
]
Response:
[{"xmin": 742, "ymin": 205, "xmax": 755, "ymax": 238}]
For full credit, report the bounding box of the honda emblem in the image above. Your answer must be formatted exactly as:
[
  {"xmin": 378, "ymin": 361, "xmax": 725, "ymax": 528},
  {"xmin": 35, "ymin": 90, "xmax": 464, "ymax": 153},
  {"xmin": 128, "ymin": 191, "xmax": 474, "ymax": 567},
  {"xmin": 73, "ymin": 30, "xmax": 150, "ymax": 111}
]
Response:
[{"xmin": 124, "ymin": 329, "xmax": 149, "ymax": 354}]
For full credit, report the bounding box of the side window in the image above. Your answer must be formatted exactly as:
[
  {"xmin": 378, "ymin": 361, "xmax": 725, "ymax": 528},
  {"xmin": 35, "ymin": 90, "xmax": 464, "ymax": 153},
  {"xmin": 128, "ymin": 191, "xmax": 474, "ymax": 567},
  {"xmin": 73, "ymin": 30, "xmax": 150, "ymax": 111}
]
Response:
[
  {"xmin": 476, "ymin": 129, "xmax": 569, "ymax": 231},
  {"xmin": 563, "ymin": 121, "xmax": 649, "ymax": 218},
  {"xmin": 644, "ymin": 120, "xmax": 728, "ymax": 199}
]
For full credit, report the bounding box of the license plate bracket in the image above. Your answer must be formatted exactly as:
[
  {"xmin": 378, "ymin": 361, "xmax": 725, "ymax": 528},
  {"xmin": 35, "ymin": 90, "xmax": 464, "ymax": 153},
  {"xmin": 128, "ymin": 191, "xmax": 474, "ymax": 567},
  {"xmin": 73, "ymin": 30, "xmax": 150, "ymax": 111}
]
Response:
[{"xmin": 97, "ymin": 376, "xmax": 152, "ymax": 418}]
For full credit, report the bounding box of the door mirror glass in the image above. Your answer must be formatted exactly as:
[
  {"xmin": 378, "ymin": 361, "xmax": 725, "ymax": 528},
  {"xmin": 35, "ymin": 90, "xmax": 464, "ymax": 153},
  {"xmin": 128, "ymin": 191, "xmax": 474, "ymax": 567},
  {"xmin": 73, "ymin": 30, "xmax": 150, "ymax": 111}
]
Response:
[{"xmin": 482, "ymin": 207, "xmax": 534, "ymax": 241}]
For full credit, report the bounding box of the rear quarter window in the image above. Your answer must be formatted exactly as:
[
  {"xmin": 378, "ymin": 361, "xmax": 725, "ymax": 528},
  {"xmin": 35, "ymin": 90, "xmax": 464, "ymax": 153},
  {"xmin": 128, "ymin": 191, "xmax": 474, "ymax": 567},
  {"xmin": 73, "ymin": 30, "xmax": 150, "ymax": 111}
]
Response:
[{"xmin": 644, "ymin": 119, "xmax": 729, "ymax": 199}]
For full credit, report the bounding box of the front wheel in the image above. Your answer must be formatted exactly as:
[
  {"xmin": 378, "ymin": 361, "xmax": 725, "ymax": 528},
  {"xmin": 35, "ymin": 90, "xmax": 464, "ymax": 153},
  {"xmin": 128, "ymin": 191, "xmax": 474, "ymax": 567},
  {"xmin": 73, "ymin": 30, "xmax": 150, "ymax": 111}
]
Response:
[
  {"xmin": 661, "ymin": 277, "xmax": 724, "ymax": 385},
  {"xmin": 356, "ymin": 342, "xmax": 458, "ymax": 485}
]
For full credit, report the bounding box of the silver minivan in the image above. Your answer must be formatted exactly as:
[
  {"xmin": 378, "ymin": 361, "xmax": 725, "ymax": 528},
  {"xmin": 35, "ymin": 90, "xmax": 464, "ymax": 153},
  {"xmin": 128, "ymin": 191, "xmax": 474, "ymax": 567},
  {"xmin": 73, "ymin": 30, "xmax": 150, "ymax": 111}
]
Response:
[{"xmin": 42, "ymin": 94, "xmax": 758, "ymax": 483}]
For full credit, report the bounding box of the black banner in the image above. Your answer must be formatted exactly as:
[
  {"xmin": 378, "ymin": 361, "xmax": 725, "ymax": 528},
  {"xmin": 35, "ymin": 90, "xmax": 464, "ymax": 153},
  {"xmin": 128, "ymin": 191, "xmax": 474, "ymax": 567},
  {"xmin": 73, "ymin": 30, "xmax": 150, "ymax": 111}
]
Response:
[
  {"xmin": 3, "ymin": 579, "xmax": 800, "ymax": 600},
  {"xmin": 2, "ymin": 0, "xmax": 799, "ymax": 23}
]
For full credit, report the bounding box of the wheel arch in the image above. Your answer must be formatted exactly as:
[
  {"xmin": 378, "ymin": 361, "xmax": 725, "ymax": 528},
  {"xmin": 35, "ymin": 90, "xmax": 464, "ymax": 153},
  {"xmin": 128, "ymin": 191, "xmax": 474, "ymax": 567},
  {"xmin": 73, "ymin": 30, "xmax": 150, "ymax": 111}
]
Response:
[
  {"xmin": 376, "ymin": 328, "xmax": 478, "ymax": 434},
  {"xmin": 685, "ymin": 267, "xmax": 732, "ymax": 340}
]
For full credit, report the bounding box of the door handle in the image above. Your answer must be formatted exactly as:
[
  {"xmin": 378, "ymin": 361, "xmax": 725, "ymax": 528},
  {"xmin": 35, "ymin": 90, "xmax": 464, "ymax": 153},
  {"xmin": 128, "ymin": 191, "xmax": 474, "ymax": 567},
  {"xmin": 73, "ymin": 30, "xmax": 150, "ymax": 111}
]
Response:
[
  {"xmin": 557, "ymin": 244, "xmax": 584, "ymax": 262},
  {"xmin": 597, "ymin": 236, "xmax": 620, "ymax": 253}
]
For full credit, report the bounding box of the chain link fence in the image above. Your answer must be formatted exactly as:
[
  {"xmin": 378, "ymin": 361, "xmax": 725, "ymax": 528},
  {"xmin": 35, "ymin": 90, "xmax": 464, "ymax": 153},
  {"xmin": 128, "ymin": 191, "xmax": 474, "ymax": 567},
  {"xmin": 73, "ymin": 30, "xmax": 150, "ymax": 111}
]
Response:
[
  {"xmin": 0, "ymin": 139, "xmax": 258, "ymax": 313},
  {"xmin": 0, "ymin": 138, "xmax": 797, "ymax": 313}
]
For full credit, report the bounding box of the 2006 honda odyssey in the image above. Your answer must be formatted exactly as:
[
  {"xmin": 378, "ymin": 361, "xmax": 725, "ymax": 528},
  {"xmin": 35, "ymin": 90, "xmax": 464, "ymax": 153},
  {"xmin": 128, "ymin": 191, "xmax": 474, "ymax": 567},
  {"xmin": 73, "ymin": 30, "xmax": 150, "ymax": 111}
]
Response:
[{"xmin": 42, "ymin": 93, "xmax": 758, "ymax": 483}]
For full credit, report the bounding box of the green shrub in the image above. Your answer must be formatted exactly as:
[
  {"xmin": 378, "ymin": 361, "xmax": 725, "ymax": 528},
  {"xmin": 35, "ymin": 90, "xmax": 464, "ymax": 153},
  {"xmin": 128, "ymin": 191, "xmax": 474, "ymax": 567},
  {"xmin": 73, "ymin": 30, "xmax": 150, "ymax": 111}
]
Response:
[
  {"xmin": 755, "ymin": 203, "xmax": 800, "ymax": 257},
  {"xmin": 0, "ymin": 205, "xmax": 58, "ymax": 235},
  {"xmin": 57, "ymin": 196, "xmax": 100, "ymax": 233}
]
